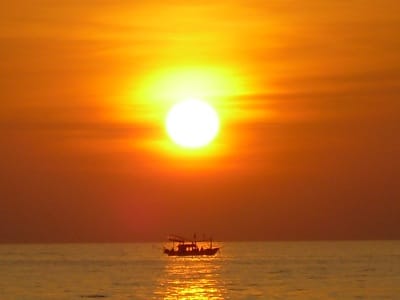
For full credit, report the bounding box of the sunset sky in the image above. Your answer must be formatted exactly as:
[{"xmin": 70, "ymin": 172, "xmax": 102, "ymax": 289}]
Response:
[{"xmin": 1, "ymin": 0, "xmax": 399, "ymax": 242}]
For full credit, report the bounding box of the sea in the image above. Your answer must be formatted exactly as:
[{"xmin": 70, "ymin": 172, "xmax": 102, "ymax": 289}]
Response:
[{"xmin": 0, "ymin": 241, "xmax": 399, "ymax": 299}]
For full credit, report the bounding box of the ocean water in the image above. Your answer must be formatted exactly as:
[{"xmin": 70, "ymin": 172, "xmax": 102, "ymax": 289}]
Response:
[{"xmin": 0, "ymin": 241, "xmax": 399, "ymax": 299}]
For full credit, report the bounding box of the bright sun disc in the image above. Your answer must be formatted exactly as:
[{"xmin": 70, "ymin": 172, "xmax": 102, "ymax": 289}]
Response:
[{"xmin": 166, "ymin": 99, "xmax": 219, "ymax": 148}]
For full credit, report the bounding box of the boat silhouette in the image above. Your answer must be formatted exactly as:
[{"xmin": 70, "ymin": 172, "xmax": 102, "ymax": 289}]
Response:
[{"xmin": 163, "ymin": 234, "xmax": 219, "ymax": 256}]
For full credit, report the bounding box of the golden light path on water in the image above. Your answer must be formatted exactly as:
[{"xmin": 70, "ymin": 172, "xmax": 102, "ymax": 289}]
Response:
[{"xmin": 155, "ymin": 256, "xmax": 226, "ymax": 299}]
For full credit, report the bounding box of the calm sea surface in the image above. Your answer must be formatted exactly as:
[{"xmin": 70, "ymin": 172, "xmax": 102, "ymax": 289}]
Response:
[{"xmin": 0, "ymin": 241, "xmax": 399, "ymax": 299}]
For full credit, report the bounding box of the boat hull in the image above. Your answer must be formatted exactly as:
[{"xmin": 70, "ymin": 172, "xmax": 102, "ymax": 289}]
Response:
[{"xmin": 164, "ymin": 247, "xmax": 219, "ymax": 256}]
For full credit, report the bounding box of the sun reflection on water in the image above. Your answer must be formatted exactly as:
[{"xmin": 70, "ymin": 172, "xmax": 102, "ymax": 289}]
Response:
[{"xmin": 155, "ymin": 256, "xmax": 226, "ymax": 299}]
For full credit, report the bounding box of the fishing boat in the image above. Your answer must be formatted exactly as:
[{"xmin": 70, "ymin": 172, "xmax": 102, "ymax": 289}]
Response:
[{"xmin": 163, "ymin": 234, "xmax": 219, "ymax": 256}]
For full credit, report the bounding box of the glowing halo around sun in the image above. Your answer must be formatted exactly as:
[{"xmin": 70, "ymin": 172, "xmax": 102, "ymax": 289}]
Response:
[{"xmin": 166, "ymin": 99, "xmax": 220, "ymax": 149}]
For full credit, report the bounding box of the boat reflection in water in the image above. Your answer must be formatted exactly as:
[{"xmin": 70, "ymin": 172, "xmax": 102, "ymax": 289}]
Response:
[{"xmin": 155, "ymin": 237, "xmax": 226, "ymax": 299}]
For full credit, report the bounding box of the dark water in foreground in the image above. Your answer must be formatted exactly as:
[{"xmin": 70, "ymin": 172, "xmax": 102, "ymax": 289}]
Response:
[{"xmin": 0, "ymin": 241, "xmax": 399, "ymax": 299}]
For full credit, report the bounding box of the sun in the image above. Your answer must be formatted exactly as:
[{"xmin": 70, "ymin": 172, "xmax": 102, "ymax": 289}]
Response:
[{"xmin": 166, "ymin": 99, "xmax": 220, "ymax": 148}]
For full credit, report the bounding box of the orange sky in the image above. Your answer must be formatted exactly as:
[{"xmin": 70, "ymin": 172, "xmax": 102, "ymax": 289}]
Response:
[{"xmin": 1, "ymin": 0, "xmax": 399, "ymax": 242}]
